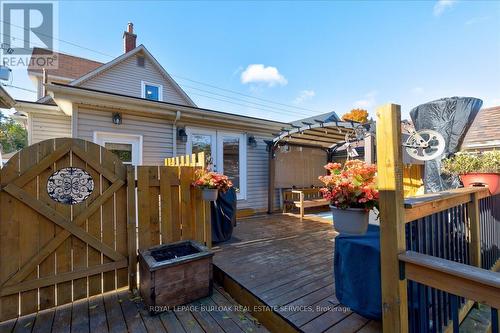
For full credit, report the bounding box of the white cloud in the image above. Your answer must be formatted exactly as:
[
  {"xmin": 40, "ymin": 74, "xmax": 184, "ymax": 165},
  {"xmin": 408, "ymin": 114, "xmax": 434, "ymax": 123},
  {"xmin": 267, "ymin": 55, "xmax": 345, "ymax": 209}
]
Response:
[
  {"xmin": 353, "ymin": 90, "xmax": 378, "ymax": 109},
  {"xmin": 411, "ymin": 87, "xmax": 424, "ymax": 95},
  {"xmin": 240, "ymin": 64, "xmax": 288, "ymax": 87},
  {"xmin": 294, "ymin": 90, "xmax": 315, "ymax": 104},
  {"xmin": 433, "ymin": 0, "xmax": 456, "ymax": 17}
]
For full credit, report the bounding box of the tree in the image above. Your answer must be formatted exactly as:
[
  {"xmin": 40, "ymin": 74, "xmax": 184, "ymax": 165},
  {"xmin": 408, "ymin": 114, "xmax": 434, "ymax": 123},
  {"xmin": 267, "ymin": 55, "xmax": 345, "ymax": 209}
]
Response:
[
  {"xmin": 341, "ymin": 109, "xmax": 369, "ymax": 123},
  {"xmin": 0, "ymin": 111, "xmax": 27, "ymax": 154}
]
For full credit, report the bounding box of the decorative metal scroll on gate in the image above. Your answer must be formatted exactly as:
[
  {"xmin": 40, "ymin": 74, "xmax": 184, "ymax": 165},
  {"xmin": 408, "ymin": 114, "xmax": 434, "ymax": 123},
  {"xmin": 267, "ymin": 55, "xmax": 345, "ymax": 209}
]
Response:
[{"xmin": 47, "ymin": 167, "xmax": 94, "ymax": 205}]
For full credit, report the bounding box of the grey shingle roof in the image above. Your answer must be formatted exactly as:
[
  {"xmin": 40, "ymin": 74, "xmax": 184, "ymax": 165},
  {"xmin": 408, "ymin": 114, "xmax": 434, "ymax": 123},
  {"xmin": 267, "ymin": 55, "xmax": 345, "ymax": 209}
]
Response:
[{"xmin": 462, "ymin": 106, "xmax": 500, "ymax": 150}]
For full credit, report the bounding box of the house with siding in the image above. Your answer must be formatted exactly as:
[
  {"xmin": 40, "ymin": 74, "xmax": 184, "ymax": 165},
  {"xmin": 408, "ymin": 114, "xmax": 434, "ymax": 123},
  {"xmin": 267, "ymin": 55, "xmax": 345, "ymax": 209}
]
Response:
[{"xmin": 13, "ymin": 23, "xmax": 291, "ymax": 214}]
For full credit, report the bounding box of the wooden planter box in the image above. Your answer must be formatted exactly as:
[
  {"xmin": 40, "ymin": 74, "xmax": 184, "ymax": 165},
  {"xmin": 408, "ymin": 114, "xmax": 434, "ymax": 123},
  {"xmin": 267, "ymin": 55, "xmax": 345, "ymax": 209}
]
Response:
[{"xmin": 139, "ymin": 240, "xmax": 214, "ymax": 312}]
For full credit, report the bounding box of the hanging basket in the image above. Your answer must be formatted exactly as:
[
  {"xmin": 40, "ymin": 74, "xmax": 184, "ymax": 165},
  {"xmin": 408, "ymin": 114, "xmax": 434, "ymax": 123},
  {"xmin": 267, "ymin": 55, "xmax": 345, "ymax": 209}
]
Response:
[
  {"xmin": 330, "ymin": 205, "xmax": 369, "ymax": 235},
  {"xmin": 202, "ymin": 188, "xmax": 219, "ymax": 201}
]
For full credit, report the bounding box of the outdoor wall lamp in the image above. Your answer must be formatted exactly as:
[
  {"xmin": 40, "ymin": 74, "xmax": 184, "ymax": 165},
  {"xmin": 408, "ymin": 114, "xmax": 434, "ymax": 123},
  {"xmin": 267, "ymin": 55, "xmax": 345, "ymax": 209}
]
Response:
[
  {"xmin": 112, "ymin": 112, "xmax": 122, "ymax": 125},
  {"xmin": 178, "ymin": 128, "xmax": 188, "ymax": 143},
  {"xmin": 248, "ymin": 135, "xmax": 258, "ymax": 148}
]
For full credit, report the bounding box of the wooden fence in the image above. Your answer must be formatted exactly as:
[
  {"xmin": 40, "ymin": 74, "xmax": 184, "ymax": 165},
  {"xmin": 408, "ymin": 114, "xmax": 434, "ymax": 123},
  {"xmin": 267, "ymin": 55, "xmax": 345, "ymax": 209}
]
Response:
[
  {"xmin": 376, "ymin": 104, "xmax": 500, "ymax": 333},
  {"xmin": 165, "ymin": 152, "xmax": 206, "ymax": 168},
  {"xmin": 0, "ymin": 139, "xmax": 211, "ymax": 321}
]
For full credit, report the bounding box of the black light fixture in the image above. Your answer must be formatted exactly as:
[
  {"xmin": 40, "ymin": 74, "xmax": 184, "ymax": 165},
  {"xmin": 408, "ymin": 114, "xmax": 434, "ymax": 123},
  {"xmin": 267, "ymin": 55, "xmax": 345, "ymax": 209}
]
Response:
[
  {"xmin": 178, "ymin": 128, "xmax": 188, "ymax": 143},
  {"xmin": 247, "ymin": 135, "xmax": 257, "ymax": 148},
  {"xmin": 112, "ymin": 112, "xmax": 122, "ymax": 125}
]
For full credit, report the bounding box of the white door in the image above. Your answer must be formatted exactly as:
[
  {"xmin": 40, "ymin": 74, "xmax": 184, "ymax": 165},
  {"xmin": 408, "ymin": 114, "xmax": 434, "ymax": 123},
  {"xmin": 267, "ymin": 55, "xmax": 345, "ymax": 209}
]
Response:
[
  {"xmin": 94, "ymin": 132, "xmax": 143, "ymax": 165},
  {"xmin": 186, "ymin": 128, "xmax": 247, "ymax": 200}
]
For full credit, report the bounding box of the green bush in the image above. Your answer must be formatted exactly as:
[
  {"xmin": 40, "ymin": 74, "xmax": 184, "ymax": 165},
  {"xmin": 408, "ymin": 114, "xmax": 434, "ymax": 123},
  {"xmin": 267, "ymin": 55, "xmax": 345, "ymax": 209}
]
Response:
[{"xmin": 442, "ymin": 151, "xmax": 500, "ymax": 175}]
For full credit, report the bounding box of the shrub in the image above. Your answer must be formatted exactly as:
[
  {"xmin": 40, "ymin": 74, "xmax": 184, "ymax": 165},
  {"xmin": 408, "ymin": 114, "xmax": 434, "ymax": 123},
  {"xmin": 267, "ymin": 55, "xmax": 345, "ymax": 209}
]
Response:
[{"xmin": 441, "ymin": 151, "xmax": 500, "ymax": 175}]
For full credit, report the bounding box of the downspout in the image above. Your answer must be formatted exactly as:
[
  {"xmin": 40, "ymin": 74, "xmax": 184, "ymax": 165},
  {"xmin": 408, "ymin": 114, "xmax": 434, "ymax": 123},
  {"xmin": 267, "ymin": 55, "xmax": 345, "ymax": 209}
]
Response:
[{"xmin": 172, "ymin": 111, "xmax": 181, "ymax": 157}]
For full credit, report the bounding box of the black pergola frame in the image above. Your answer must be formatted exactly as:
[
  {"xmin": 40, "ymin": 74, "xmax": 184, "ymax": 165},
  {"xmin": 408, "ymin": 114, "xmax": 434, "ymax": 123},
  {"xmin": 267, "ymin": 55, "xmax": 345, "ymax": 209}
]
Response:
[{"xmin": 267, "ymin": 120, "xmax": 363, "ymax": 213}]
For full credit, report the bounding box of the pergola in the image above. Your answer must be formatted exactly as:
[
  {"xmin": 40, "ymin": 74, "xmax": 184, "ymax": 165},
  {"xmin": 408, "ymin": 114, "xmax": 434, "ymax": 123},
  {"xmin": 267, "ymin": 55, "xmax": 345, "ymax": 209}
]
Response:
[{"xmin": 267, "ymin": 120, "xmax": 374, "ymax": 213}]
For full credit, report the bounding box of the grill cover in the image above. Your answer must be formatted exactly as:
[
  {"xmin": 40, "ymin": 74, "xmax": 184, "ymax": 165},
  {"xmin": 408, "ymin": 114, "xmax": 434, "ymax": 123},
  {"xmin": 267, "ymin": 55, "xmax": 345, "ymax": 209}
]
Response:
[
  {"xmin": 410, "ymin": 97, "xmax": 482, "ymax": 193},
  {"xmin": 211, "ymin": 188, "xmax": 237, "ymax": 243}
]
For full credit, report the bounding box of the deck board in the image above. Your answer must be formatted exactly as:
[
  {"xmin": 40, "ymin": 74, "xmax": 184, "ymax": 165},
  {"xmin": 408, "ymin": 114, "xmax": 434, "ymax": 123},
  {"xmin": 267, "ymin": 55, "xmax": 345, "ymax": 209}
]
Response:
[
  {"xmin": 213, "ymin": 213, "xmax": 382, "ymax": 333},
  {"xmin": 0, "ymin": 286, "xmax": 266, "ymax": 333}
]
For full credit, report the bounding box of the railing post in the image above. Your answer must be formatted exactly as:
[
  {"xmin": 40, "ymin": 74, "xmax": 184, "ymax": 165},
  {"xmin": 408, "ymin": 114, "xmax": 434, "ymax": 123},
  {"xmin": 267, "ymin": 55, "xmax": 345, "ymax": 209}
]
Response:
[
  {"xmin": 376, "ymin": 104, "xmax": 409, "ymax": 332},
  {"xmin": 468, "ymin": 191, "xmax": 481, "ymax": 267}
]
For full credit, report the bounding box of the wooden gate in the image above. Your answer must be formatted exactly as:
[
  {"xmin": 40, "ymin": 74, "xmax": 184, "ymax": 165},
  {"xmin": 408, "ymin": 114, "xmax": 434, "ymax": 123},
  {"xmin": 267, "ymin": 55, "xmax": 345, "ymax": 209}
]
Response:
[{"xmin": 0, "ymin": 138, "xmax": 130, "ymax": 320}]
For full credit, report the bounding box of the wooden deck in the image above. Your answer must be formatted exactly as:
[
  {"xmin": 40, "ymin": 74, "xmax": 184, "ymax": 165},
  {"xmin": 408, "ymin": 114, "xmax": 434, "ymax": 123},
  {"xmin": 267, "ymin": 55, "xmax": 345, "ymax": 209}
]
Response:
[
  {"xmin": 212, "ymin": 213, "xmax": 382, "ymax": 333},
  {"xmin": 0, "ymin": 286, "xmax": 268, "ymax": 333}
]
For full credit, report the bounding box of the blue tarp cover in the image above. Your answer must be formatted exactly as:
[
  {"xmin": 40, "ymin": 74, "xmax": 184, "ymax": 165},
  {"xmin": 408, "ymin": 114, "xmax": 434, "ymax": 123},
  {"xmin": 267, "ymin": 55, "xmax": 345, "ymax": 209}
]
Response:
[{"xmin": 334, "ymin": 225, "xmax": 382, "ymax": 320}]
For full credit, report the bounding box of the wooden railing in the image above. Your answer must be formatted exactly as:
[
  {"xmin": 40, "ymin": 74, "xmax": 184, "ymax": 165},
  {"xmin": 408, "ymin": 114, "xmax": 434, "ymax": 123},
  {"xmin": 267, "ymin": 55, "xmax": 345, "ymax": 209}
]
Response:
[
  {"xmin": 403, "ymin": 188, "xmax": 499, "ymax": 332},
  {"xmin": 399, "ymin": 251, "xmax": 500, "ymax": 332},
  {"xmin": 376, "ymin": 104, "xmax": 500, "ymax": 333}
]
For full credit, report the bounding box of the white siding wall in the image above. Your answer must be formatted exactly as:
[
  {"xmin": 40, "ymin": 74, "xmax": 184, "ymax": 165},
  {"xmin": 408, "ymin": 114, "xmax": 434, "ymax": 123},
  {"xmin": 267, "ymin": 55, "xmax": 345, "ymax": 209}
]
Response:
[
  {"xmin": 30, "ymin": 112, "xmax": 71, "ymax": 144},
  {"xmin": 79, "ymin": 53, "xmax": 191, "ymax": 105},
  {"xmin": 77, "ymin": 107, "xmax": 173, "ymax": 165}
]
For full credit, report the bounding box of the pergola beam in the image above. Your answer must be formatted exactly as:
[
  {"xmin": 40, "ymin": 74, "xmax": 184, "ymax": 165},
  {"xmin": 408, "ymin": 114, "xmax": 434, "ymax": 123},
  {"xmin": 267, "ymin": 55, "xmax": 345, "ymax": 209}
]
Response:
[{"xmin": 272, "ymin": 121, "xmax": 356, "ymax": 147}]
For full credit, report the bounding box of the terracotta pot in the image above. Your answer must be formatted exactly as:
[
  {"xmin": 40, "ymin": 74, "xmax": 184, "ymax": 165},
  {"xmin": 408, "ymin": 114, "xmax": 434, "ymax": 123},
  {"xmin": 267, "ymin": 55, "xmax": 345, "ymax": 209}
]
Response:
[
  {"xmin": 202, "ymin": 188, "xmax": 218, "ymax": 201},
  {"xmin": 460, "ymin": 173, "xmax": 500, "ymax": 195},
  {"xmin": 330, "ymin": 205, "xmax": 369, "ymax": 235}
]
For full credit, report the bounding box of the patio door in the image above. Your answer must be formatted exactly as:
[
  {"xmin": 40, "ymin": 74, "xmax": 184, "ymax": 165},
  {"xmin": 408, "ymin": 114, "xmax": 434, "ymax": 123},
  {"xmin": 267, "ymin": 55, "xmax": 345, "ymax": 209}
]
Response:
[
  {"xmin": 217, "ymin": 132, "xmax": 247, "ymax": 200},
  {"xmin": 186, "ymin": 128, "xmax": 247, "ymax": 200}
]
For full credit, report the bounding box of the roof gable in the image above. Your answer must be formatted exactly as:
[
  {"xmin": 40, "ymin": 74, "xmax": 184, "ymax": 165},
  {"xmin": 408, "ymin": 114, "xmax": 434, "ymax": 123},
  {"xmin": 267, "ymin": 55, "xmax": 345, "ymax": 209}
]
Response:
[
  {"xmin": 291, "ymin": 111, "xmax": 340, "ymax": 127},
  {"xmin": 70, "ymin": 45, "xmax": 196, "ymax": 106}
]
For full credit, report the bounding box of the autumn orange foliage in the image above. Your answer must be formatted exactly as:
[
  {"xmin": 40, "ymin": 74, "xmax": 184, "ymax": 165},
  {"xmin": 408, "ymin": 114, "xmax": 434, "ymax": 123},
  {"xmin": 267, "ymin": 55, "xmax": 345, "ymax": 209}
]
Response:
[{"xmin": 341, "ymin": 109, "xmax": 369, "ymax": 123}]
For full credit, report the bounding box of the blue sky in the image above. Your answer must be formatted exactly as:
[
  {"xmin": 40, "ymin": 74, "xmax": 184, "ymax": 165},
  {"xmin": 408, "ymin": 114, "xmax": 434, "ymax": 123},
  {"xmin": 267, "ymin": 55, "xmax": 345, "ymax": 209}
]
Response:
[{"xmin": 4, "ymin": 0, "xmax": 500, "ymax": 121}]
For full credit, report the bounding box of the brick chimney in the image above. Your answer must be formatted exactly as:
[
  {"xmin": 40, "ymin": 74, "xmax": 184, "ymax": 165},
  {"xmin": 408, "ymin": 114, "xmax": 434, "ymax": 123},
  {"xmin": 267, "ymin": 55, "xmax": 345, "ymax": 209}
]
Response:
[{"xmin": 123, "ymin": 22, "xmax": 136, "ymax": 53}]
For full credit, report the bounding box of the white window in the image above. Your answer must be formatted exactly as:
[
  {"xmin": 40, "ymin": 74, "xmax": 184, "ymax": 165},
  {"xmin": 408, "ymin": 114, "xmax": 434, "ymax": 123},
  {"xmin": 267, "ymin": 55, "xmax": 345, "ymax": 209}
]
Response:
[
  {"xmin": 141, "ymin": 81, "xmax": 163, "ymax": 101},
  {"xmin": 94, "ymin": 132, "xmax": 143, "ymax": 165},
  {"xmin": 186, "ymin": 128, "xmax": 247, "ymax": 200}
]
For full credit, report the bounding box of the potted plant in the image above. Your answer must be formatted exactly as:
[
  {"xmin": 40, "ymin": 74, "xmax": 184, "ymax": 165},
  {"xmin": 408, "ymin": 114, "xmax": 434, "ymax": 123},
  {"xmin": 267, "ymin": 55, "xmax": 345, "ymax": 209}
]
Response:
[
  {"xmin": 318, "ymin": 160, "xmax": 379, "ymax": 235},
  {"xmin": 442, "ymin": 151, "xmax": 500, "ymax": 195},
  {"xmin": 193, "ymin": 169, "xmax": 233, "ymax": 201}
]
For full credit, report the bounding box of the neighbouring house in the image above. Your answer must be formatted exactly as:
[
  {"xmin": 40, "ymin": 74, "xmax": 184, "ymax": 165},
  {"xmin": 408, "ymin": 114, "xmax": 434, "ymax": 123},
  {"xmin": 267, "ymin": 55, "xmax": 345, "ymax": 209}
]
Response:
[
  {"xmin": 0, "ymin": 85, "xmax": 17, "ymax": 167},
  {"xmin": 13, "ymin": 23, "xmax": 298, "ymax": 214},
  {"xmin": 462, "ymin": 106, "xmax": 500, "ymax": 151}
]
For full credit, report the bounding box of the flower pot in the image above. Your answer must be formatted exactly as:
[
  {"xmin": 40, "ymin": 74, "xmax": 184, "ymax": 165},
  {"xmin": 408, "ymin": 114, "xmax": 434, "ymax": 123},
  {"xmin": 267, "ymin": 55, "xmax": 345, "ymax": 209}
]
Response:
[
  {"xmin": 330, "ymin": 205, "xmax": 369, "ymax": 235},
  {"xmin": 460, "ymin": 173, "xmax": 500, "ymax": 195},
  {"xmin": 202, "ymin": 188, "xmax": 218, "ymax": 201}
]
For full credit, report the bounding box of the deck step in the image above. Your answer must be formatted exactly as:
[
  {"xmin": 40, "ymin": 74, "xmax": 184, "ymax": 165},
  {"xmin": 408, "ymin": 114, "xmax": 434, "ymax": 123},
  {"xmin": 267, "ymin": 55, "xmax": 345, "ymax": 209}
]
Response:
[{"xmin": 459, "ymin": 304, "xmax": 495, "ymax": 333}]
